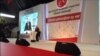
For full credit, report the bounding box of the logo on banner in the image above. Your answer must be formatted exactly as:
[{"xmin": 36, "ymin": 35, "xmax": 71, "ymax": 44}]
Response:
[{"xmin": 56, "ymin": 0, "xmax": 68, "ymax": 8}]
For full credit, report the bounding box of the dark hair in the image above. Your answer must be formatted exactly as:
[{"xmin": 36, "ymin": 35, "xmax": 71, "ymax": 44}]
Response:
[{"xmin": 35, "ymin": 26, "xmax": 40, "ymax": 32}]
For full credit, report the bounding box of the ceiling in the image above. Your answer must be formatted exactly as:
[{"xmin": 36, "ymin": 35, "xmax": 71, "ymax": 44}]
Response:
[{"xmin": 0, "ymin": 0, "xmax": 54, "ymax": 19}]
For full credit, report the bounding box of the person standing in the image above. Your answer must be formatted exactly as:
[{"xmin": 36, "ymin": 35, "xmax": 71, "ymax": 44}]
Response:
[{"xmin": 35, "ymin": 26, "xmax": 41, "ymax": 41}]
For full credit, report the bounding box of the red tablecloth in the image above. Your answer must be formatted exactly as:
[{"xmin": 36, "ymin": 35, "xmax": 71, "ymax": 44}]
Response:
[{"xmin": 0, "ymin": 42, "xmax": 71, "ymax": 56}]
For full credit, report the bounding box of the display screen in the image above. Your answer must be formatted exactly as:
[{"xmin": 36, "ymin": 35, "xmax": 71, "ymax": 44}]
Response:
[{"xmin": 19, "ymin": 12, "xmax": 38, "ymax": 34}]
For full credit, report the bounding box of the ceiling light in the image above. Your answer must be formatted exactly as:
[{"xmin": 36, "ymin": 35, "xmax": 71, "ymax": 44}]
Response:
[{"xmin": 0, "ymin": 13, "xmax": 15, "ymax": 18}]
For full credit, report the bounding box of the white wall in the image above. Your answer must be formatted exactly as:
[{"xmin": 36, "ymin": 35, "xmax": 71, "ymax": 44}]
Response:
[
  {"xmin": 32, "ymin": 4, "xmax": 46, "ymax": 40},
  {"xmin": 80, "ymin": 0, "xmax": 99, "ymax": 44}
]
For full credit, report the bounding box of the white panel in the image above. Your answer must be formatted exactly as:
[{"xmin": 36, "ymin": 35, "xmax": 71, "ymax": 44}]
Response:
[
  {"xmin": 80, "ymin": 0, "xmax": 99, "ymax": 44},
  {"xmin": 46, "ymin": 0, "xmax": 82, "ymax": 39}
]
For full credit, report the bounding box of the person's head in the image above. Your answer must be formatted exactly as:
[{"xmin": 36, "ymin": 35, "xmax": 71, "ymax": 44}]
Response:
[{"xmin": 35, "ymin": 26, "xmax": 40, "ymax": 32}]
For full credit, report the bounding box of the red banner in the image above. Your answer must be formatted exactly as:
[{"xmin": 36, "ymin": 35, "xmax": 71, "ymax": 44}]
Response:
[{"xmin": 46, "ymin": 12, "xmax": 81, "ymax": 23}]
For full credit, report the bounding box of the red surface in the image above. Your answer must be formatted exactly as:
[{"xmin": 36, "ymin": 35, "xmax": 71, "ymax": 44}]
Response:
[
  {"xmin": 49, "ymin": 37, "xmax": 77, "ymax": 43},
  {"xmin": 57, "ymin": 0, "xmax": 67, "ymax": 8},
  {"xmin": 46, "ymin": 12, "xmax": 81, "ymax": 23},
  {"xmin": 0, "ymin": 42, "xmax": 71, "ymax": 56}
]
